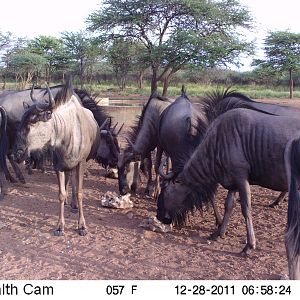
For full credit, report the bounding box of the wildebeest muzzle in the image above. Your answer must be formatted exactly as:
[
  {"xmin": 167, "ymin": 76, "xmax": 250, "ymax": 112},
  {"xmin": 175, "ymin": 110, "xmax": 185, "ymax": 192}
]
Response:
[
  {"xmin": 14, "ymin": 148, "xmax": 27, "ymax": 163},
  {"xmin": 156, "ymin": 193, "xmax": 172, "ymax": 224}
]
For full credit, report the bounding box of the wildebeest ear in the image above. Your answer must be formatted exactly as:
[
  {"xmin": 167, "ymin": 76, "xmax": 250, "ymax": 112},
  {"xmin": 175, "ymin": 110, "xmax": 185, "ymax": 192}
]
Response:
[
  {"xmin": 186, "ymin": 116, "xmax": 198, "ymax": 137},
  {"xmin": 23, "ymin": 102, "xmax": 30, "ymax": 111},
  {"xmin": 186, "ymin": 117, "xmax": 192, "ymax": 135}
]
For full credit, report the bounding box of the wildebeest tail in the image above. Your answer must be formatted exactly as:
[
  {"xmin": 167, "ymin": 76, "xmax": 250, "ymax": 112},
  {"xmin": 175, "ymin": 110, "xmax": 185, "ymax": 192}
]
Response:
[
  {"xmin": 285, "ymin": 138, "xmax": 300, "ymax": 278},
  {"xmin": 0, "ymin": 106, "xmax": 9, "ymax": 172}
]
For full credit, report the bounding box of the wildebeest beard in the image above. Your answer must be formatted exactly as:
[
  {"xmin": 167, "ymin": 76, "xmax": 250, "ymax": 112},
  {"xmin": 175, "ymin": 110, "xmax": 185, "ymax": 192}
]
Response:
[{"xmin": 162, "ymin": 183, "xmax": 218, "ymax": 228}]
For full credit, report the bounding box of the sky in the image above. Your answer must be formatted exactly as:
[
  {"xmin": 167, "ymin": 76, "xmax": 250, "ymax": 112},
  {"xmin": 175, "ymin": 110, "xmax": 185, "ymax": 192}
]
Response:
[
  {"xmin": 0, "ymin": 0, "xmax": 100, "ymax": 37},
  {"xmin": 0, "ymin": 0, "xmax": 299, "ymax": 71}
]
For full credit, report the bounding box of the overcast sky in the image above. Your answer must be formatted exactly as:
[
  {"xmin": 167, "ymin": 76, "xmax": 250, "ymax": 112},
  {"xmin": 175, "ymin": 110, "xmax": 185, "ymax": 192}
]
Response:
[{"xmin": 0, "ymin": 0, "xmax": 299, "ymax": 70}]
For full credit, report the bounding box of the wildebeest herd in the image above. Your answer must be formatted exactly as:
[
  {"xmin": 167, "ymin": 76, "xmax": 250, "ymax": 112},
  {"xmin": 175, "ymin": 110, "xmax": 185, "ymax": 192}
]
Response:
[{"xmin": 0, "ymin": 77, "xmax": 299, "ymax": 280}]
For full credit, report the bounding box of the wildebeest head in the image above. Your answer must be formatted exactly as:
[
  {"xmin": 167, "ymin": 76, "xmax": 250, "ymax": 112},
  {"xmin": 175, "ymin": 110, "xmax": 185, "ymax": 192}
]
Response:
[
  {"xmin": 117, "ymin": 149, "xmax": 141, "ymax": 195},
  {"xmin": 14, "ymin": 85, "xmax": 54, "ymax": 163},
  {"xmin": 156, "ymin": 174, "xmax": 195, "ymax": 227},
  {"xmin": 96, "ymin": 119, "xmax": 123, "ymax": 168}
]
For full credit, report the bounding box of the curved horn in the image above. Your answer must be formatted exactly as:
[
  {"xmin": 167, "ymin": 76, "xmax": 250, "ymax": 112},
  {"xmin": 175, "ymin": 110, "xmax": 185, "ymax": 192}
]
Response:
[
  {"xmin": 99, "ymin": 118, "xmax": 109, "ymax": 131},
  {"xmin": 111, "ymin": 122, "xmax": 118, "ymax": 134},
  {"xmin": 45, "ymin": 83, "xmax": 55, "ymax": 108},
  {"xmin": 159, "ymin": 157, "xmax": 174, "ymax": 180},
  {"xmin": 116, "ymin": 123, "xmax": 124, "ymax": 136},
  {"xmin": 30, "ymin": 84, "xmax": 38, "ymax": 103},
  {"xmin": 125, "ymin": 137, "xmax": 138, "ymax": 153}
]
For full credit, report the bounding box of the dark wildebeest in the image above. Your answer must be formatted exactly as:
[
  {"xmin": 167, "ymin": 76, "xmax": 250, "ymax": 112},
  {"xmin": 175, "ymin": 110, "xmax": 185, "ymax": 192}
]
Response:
[
  {"xmin": 158, "ymin": 88, "xmax": 300, "ymax": 210},
  {"xmin": 0, "ymin": 86, "xmax": 67, "ymax": 183},
  {"xmin": 14, "ymin": 78, "xmax": 108, "ymax": 236},
  {"xmin": 0, "ymin": 106, "xmax": 9, "ymax": 199},
  {"xmin": 74, "ymin": 89, "xmax": 122, "ymax": 169},
  {"xmin": 118, "ymin": 94, "xmax": 173, "ymax": 196},
  {"xmin": 157, "ymin": 108, "xmax": 300, "ymax": 257},
  {"xmin": 284, "ymin": 135, "xmax": 300, "ymax": 279}
]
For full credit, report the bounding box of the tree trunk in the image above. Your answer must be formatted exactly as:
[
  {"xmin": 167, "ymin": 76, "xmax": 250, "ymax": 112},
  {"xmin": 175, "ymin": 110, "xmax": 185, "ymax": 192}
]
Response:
[
  {"xmin": 45, "ymin": 64, "xmax": 50, "ymax": 83},
  {"xmin": 138, "ymin": 70, "xmax": 144, "ymax": 89},
  {"xmin": 2, "ymin": 75, "xmax": 6, "ymax": 90},
  {"xmin": 289, "ymin": 68, "xmax": 294, "ymax": 99},
  {"xmin": 80, "ymin": 58, "xmax": 84, "ymax": 89},
  {"xmin": 151, "ymin": 65, "xmax": 158, "ymax": 94},
  {"xmin": 162, "ymin": 75, "xmax": 171, "ymax": 97}
]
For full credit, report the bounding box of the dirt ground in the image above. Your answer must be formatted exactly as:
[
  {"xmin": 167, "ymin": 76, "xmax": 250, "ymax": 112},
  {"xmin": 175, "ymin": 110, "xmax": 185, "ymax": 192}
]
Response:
[{"xmin": 0, "ymin": 98, "xmax": 299, "ymax": 280}]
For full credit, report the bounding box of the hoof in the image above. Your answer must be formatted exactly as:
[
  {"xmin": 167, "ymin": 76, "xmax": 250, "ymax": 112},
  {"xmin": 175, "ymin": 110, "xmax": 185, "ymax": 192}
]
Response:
[
  {"xmin": 19, "ymin": 178, "xmax": 26, "ymax": 184},
  {"xmin": 53, "ymin": 229, "xmax": 64, "ymax": 236},
  {"xmin": 78, "ymin": 227, "xmax": 87, "ymax": 236},
  {"xmin": 208, "ymin": 231, "xmax": 220, "ymax": 241},
  {"xmin": 239, "ymin": 250, "xmax": 249, "ymax": 258},
  {"xmin": 71, "ymin": 207, "xmax": 78, "ymax": 214},
  {"xmin": 240, "ymin": 244, "xmax": 254, "ymax": 257},
  {"xmin": 9, "ymin": 177, "xmax": 18, "ymax": 184}
]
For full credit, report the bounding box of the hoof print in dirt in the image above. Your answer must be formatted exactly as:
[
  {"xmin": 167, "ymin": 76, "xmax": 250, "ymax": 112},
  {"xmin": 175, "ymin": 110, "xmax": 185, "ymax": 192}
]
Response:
[
  {"xmin": 101, "ymin": 191, "xmax": 133, "ymax": 209},
  {"xmin": 139, "ymin": 216, "xmax": 172, "ymax": 233}
]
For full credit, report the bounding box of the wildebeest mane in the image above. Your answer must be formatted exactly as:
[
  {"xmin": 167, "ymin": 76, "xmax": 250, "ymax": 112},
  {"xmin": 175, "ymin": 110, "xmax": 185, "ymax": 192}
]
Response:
[
  {"xmin": 74, "ymin": 89, "xmax": 109, "ymax": 127},
  {"xmin": 125, "ymin": 92, "xmax": 171, "ymax": 150},
  {"xmin": 201, "ymin": 87, "xmax": 255, "ymax": 124}
]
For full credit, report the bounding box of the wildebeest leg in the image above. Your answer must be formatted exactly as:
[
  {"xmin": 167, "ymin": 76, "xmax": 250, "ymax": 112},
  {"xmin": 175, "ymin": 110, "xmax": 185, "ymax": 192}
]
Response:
[
  {"xmin": 70, "ymin": 171, "xmax": 78, "ymax": 213},
  {"xmin": 153, "ymin": 147, "xmax": 163, "ymax": 199},
  {"xmin": 1, "ymin": 155, "xmax": 17, "ymax": 183},
  {"xmin": 144, "ymin": 152, "xmax": 153, "ymax": 195},
  {"xmin": 209, "ymin": 190, "xmax": 236, "ymax": 239},
  {"xmin": 63, "ymin": 171, "xmax": 78, "ymax": 213},
  {"xmin": 210, "ymin": 197, "xmax": 223, "ymax": 228},
  {"xmin": 268, "ymin": 191, "xmax": 286, "ymax": 208},
  {"xmin": 75, "ymin": 162, "xmax": 87, "ymax": 236},
  {"xmin": 8, "ymin": 154, "xmax": 25, "ymax": 183},
  {"xmin": 54, "ymin": 171, "xmax": 67, "ymax": 236},
  {"xmin": 239, "ymin": 180, "xmax": 255, "ymax": 256},
  {"xmin": 0, "ymin": 170, "xmax": 8, "ymax": 200}
]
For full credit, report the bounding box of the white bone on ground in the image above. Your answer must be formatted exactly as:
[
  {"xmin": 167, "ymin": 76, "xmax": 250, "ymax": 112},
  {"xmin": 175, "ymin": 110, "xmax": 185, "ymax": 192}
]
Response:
[
  {"xmin": 139, "ymin": 216, "xmax": 172, "ymax": 233},
  {"xmin": 101, "ymin": 191, "xmax": 133, "ymax": 208}
]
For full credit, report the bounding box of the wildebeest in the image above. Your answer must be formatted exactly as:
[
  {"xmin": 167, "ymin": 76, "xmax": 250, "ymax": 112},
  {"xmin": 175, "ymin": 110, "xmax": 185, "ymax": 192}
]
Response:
[
  {"xmin": 284, "ymin": 135, "xmax": 300, "ymax": 279},
  {"xmin": 158, "ymin": 88, "xmax": 300, "ymax": 209},
  {"xmin": 0, "ymin": 105, "xmax": 8, "ymax": 199},
  {"xmin": 157, "ymin": 108, "xmax": 300, "ymax": 256},
  {"xmin": 0, "ymin": 85, "xmax": 117, "ymax": 187},
  {"xmin": 73, "ymin": 89, "xmax": 122, "ymax": 169},
  {"xmin": 0, "ymin": 86, "xmax": 65, "ymax": 183},
  {"xmin": 118, "ymin": 93, "xmax": 173, "ymax": 195},
  {"xmin": 13, "ymin": 78, "xmax": 108, "ymax": 236}
]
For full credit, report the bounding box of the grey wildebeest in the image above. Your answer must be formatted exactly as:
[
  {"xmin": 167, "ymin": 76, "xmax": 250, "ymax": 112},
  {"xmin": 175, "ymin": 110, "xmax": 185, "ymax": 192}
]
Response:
[
  {"xmin": 284, "ymin": 136, "xmax": 300, "ymax": 279},
  {"xmin": 156, "ymin": 108, "xmax": 300, "ymax": 257},
  {"xmin": 158, "ymin": 88, "xmax": 300, "ymax": 211},
  {"xmin": 13, "ymin": 78, "xmax": 108, "ymax": 236},
  {"xmin": 118, "ymin": 93, "xmax": 173, "ymax": 196},
  {"xmin": 0, "ymin": 85, "xmax": 117, "ymax": 185}
]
